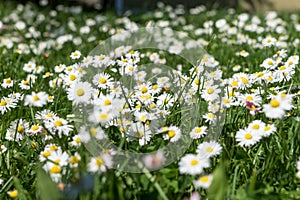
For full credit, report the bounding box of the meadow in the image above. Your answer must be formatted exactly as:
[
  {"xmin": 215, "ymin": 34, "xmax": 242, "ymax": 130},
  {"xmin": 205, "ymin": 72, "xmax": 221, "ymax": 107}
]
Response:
[{"xmin": 0, "ymin": 1, "xmax": 300, "ymax": 199}]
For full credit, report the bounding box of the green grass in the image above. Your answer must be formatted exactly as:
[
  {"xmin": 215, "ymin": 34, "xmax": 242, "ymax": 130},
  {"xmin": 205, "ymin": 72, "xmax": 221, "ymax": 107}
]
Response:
[{"xmin": 0, "ymin": 1, "xmax": 300, "ymax": 200}]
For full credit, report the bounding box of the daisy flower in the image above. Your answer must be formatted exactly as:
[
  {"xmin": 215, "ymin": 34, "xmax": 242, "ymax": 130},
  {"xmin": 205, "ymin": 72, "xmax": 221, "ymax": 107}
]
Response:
[
  {"xmin": 2, "ymin": 78, "xmax": 13, "ymax": 88},
  {"xmin": 201, "ymin": 85, "xmax": 221, "ymax": 101},
  {"xmin": 203, "ymin": 112, "xmax": 216, "ymax": 124},
  {"xmin": 235, "ymin": 128, "xmax": 261, "ymax": 147},
  {"xmin": 54, "ymin": 64, "xmax": 66, "ymax": 73},
  {"xmin": 179, "ymin": 154, "xmax": 210, "ymax": 175},
  {"xmin": 23, "ymin": 61, "xmax": 36, "ymax": 73},
  {"xmin": 189, "ymin": 126, "xmax": 208, "ymax": 139},
  {"xmin": 35, "ymin": 109, "xmax": 57, "ymax": 122},
  {"xmin": 162, "ymin": 126, "xmax": 181, "ymax": 143},
  {"xmin": 70, "ymin": 135, "xmax": 82, "ymax": 147},
  {"xmin": 70, "ymin": 50, "xmax": 81, "ymax": 59},
  {"xmin": 67, "ymin": 81, "xmax": 93, "ymax": 105},
  {"xmin": 247, "ymin": 120, "xmax": 265, "ymax": 135},
  {"xmin": 48, "ymin": 149, "xmax": 69, "ymax": 167},
  {"xmin": 263, "ymin": 94, "xmax": 293, "ymax": 119},
  {"xmin": 27, "ymin": 124, "xmax": 44, "ymax": 135},
  {"xmin": 262, "ymin": 123, "xmax": 276, "ymax": 137},
  {"xmin": 262, "ymin": 36, "xmax": 276, "ymax": 47},
  {"xmin": 87, "ymin": 154, "xmax": 113, "ymax": 173},
  {"xmin": 69, "ymin": 152, "xmax": 81, "ymax": 168},
  {"xmin": 43, "ymin": 162, "xmax": 63, "ymax": 182},
  {"xmin": 157, "ymin": 93, "xmax": 175, "ymax": 109},
  {"xmin": 89, "ymin": 109, "xmax": 114, "ymax": 125},
  {"xmin": 127, "ymin": 122, "xmax": 152, "ymax": 146},
  {"xmin": 19, "ymin": 79, "xmax": 31, "ymax": 90},
  {"xmin": 197, "ymin": 141, "xmax": 222, "ymax": 158},
  {"xmin": 92, "ymin": 73, "xmax": 113, "ymax": 89},
  {"xmin": 24, "ymin": 91, "xmax": 48, "ymax": 107},
  {"xmin": 0, "ymin": 96, "xmax": 18, "ymax": 114},
  {"xmin": 193, "ymin": 174, "xmax": 213, "ymax": 189},
  {"xmin": 45, "ymin": 116, "xmax": 73, "ymax": 137}
]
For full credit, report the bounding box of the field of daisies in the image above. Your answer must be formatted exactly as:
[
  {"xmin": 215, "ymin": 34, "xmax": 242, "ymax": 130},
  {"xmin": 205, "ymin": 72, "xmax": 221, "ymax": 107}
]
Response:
[{"xmin": 1, "ymin": 1, "xmax": 300, "ymax": 199}]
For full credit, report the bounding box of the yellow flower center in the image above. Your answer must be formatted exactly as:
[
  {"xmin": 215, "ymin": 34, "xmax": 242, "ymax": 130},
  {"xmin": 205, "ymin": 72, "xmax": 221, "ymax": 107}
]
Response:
[
  {"xmin": 98, "ymin": 55, "xmax": 105, "ymax": 60},
  {"xmin": 252, "ymin": 124, "xmax": 260, "ymax": 129},
  {"xmin": 42, "ymin": 151, "xmax": 51, "ymax": 157},
  {"xmin": 69, "ymin": 74, "xmax": 76, "ymax": 81},
  {"xmin": 33, "ymin": 95, "xmax": 40, "ymax": 101},
  {"xmin": 90, "ymin": 128, "xmax": 97, "ymax": 136},
  {"xmin": 75, "ymin": 137, "xmax": 81, "ymax": 143},
  {"xmin": 279, "ymin": 66, "xmax": 286, "ymax": 71},
  {"xmin": 207, "ymin": 88, "xmax": 214, "ymax": 94},
  {"xmin": 99, "ymin": 113, "xmax": 108, "ymax": 120},
  {"xmin": 206, "ymin": 147, "xmax": 213, "ymax": 153},
  {"xmin": 168, "ymin": 130, "xmax": 176, "ymax": 138},
  {"xmin": 17, "ymin": 126, "xmax": 24, "ymax": 133},
  {"xmin": 54, "ymin": 120, "xmax": 63, "ymax": 127},
  {"xmin": 257, "ymin": 72, "xmax": 264, "ymax": 77},
  {"xmin": 49, "ymin": 165, "xmax": 61, "ymax": 174},
  {"xmin": 8, "ymin": 190, "xmax": 18, "ymax": 198},
  {"xmin": 76, "ymin": 89, "xmax": 85, "ymax": 96},
  {"xmin": 207, "ymin": 113, "xmax": 215, "ymax": 119},
  {"xmin": 246, "ymin": 96, "xmax": 253, "ymax": 101},
  {"xmin": 0, "ymin": 100, "xmax": 7, "ymax": 106},
  {"xmin": 264, "ymin": 125, "xmax": 271, "ymax": 131},
  {"xmin": 153, "ymin": 84, "xmax": 158, "ymax": 90},
  {"xmin": 50, "ymin": 145, "xmax": 58, "ymax": 151},
  {"xmin": 32, "ymin": 125, "xmax": 39, "ymax": 131},
  {"xmin": 195, "ymin": 127, "xmax": 202, "ymax": 133},
  {"xmin": 202, "ymin": 57, "xmax": 208, "ymax": 63},
  {"xmin": 267, "ymin": 60, "xmax": 273, "ymax": 65},
  {"xmin": 241, "ymin": 77, "xmax": 248, "ymax": 84},
  {"xmin": 190, "ymin": 159, "xmax": 198, "ymax": 166},
  {"xmin": 141, "ymin": 87, "xmax": 148, "ymax": 93},
  {"xmin": 280, "ymin": 93, "xmax": 286, "ymax": 98},
  {"xmin": 269, "ymin": 99, "xmax": 280, "ymax": 108},
  {"xmin": 231, "ymin": 80, "xmax": 238, "ymax": 87},
  {"xmin": 70, "ymin": 156, "xmax": 79, "ymax": 164},
  {"xmin": 199, "ymin": 176, "xmax": 209, "ymax": 183},
  {"xmin": 6, "ymin": 79, "xmax": 11, "ymax": 84},
  {"xmin": 99, "ymin": 77, "xmax": 107, "ymax": 84},
  {"xmin": 96, "ymin": 157, "xmax": 104, "ymax": 166},
  {"xmin": 244, "ymin": 133, "xmax": 253, "ymax": 140},
  {"xmin": 104, "ymin": 99, "xmax": 111, "ymax": 105},
  {"xmin": 46, "ymin": 113, "xmax": 53, "ymax": 117},
  {"xmin": 23, "ymin": 80, "xmax": 29, "ymax": 85},
  {"xmin": 223, "ymin": 98, "xmax": 230, "ymax": 104}
]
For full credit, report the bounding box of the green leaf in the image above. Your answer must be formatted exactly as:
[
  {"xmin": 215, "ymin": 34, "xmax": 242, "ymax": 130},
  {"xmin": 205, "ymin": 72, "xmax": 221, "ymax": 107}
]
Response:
[
  {"xmin": 36, "ymin": 168, "xmax": 61, "ymax": 200},
  {"xmin": 208, "ymin": 163, "xmax": 227, "ymax": 200}
]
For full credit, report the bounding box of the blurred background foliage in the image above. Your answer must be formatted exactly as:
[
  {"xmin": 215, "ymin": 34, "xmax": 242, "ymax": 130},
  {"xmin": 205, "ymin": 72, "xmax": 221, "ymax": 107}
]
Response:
[{"xmin": 11, "ymin": 0, "xmax": 273, "ymax": 12}]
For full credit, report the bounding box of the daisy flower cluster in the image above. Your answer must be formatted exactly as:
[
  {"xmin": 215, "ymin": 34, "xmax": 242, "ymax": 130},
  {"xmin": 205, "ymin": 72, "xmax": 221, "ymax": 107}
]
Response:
[{"xmin": 0, "ymin": 1, "xmax": 300, "ymax": 199}]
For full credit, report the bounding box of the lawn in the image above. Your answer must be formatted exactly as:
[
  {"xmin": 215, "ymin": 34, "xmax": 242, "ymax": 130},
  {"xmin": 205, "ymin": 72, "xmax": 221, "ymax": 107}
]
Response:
[{"xmin": 0, "ymin": 1, "xmax": 300, "ymax": 200}]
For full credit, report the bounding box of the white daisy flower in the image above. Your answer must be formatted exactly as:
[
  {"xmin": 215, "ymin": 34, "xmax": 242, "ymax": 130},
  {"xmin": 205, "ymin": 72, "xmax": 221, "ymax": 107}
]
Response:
[
  {"xmin": 179, "ymin": 154, "xmax": 210, "ymax": 175},
  {"xmin": 196, "ymin": 141, "xmax": 222, "ymax": 158},
  {"xmin": 262, "ymin": 124, "xmax": 276, "ymax": 137},
  {"xmin": 189, "ymin": 126, "xmax": 208, "ymax": 139},
  {"xmin": 235, "ymin": 128, "xmax": 261, "ymax": 147},
  {"xmin": 87, "ymin": 154, "xmax": 113, "ymax": 173},
  {"xmin": 162, "ymin": 126, "xmax": 181, "ymax": 143},
  {"xmin": 24, "ymin": 91, "xmax": 48, "ymax": 107},
  {"xmin": 70, "ymin": 50, "xmax": 81, "ymax": 59},
  {"xmin": 193, "ymin": 174, "xmax": 213, "ymax": 189},
  {"xmin": 67, "ymin": 81, "xmax": 93, "ymax": 105}
]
